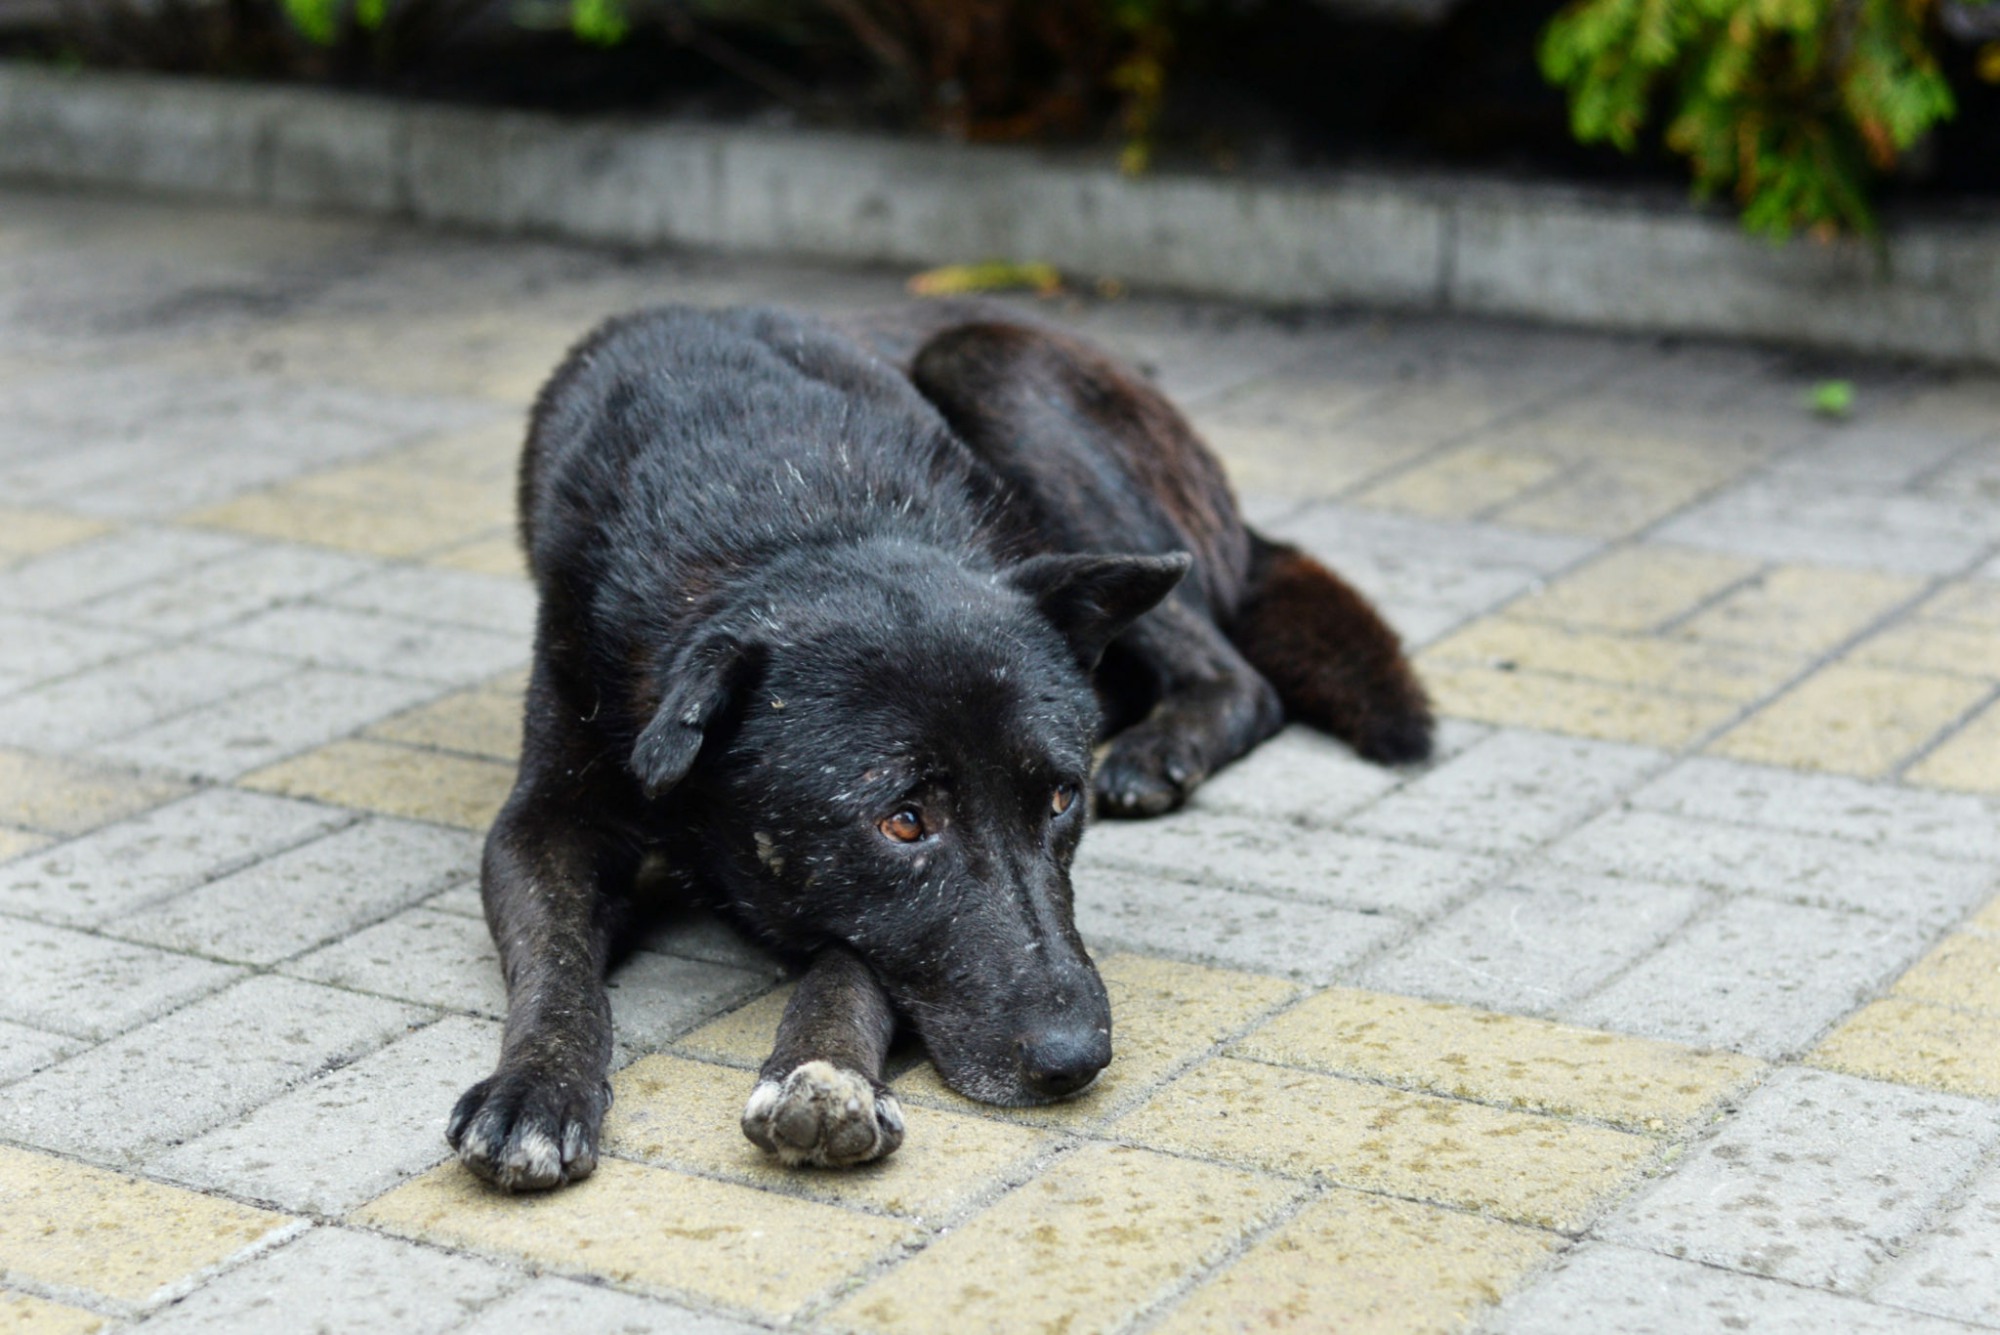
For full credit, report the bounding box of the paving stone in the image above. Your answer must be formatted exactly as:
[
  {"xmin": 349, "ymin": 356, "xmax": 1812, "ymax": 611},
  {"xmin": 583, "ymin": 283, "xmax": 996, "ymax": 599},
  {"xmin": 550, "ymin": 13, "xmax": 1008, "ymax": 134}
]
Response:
[
  {"xmin": 0, "ymin": 748, "xmax": 191, "ymax": 837},
  {"xmin": 188, "ymin": 458, "xmax": 513, "ymax": 560},
  {"xmin": 0, "ymin": 919, "xmax": 240, "ymax": 1040},
  {"xmin": 1811, "ymin": 998, "xmax": 2000, "ymax": 1101},
  {"xmin": 1493, "ymin": 454, "xmax": 1745, "ymax": 540},
  {"xmin": 1361, "ymin": 869, "xmax": 1711, "ymax": 1014},
  {"xmin": 1114, "ymin": 1056, "xmax": 1652, "ymax": 1231},
  {"xmin": 1601, "ymin": 1067, "xmax": 2000, "ymax": 1291},
  {"xmin": 1673, "ymin": 564, "xmax": 1925, "ymax": 657},
  {"xmin": 91, "ymin": 668, "xmax": 444, "ymax": 780},
  {"xmin": 1423, "ymin": 617, "xmax": 1803, "ymax": 703},
  {"xmin": 1923, "ymin": 579, "xmax": 2000, "ymax": 629},
  {"xmin": 1906, "ymin": 698, "xmax": 2000, "ymax": 796},
  {"xmin": 1550, "ymin": 809, "xmax": 1997, "ymax": 927},
  {"xmin": 0, "ymin": 643, "xmax": 295, "ymax": 751},
  {"xmin": 1710, "ymin": 663, "xmax": 1990, "ymax": 778},
  {"xmin": 426, "ymin": 533, "xmax": 526, "ymax": 579},
  {"xmin": 1345, "ymin": 729, "xmax": 1665, "ymax": 854},
  {"xmin": 1235, "ymin": 987, "xmax": 1760, "ymax": 1135},
  {"xmin": 1856, "ymin": 619, "xmax": 2000, "ymax": 679},
  {"xmin": 0, "ymin": 1018, "xmax": 79, "ymax": 1083},
  {"xmin": 1505, "ymin": 544, "xmax": 1761, "ymax": 633},
  {"xmin": 0, "ymin": 826, "xmax": 48, "ymax": 863},
  {"xmin": 1081, "ymin": 812, "xmax": 1500, "ymax": 916},
  {"xmin": 1152, "ymin": 1188, "xmax": 1558, "ymax": 1335},
  {"xmin": 603, "ymin": 952, "xmax": 771, "ymax": 1051},
  {"xmin": 1492, "ymin": 1242, "xmax": 1977, "ymax": 1334},
  {"xmin": 0, "ymin": 1143, "xmax": 295, "ymax": 1310},
  {"xmin": 1418, "ymin": 662, "xmax": 1738, "ymax": 749},
  {"xmin": 357, "ymin": 1157, "xmax": 909, "ymax": 1322},
  {"xmin": 455, "ymin": 1277, "xmax": 766, "ymax": 1335},
  {"xmin": 635, "ymin": 908, "xmax": 780, "ymax": 973},
  {"xmin": 138, "ymin": 1227, "xmax": 519, "ymax": 1334},
  {"xmin": 1185, "ymin": 725, "xmax": 1402, "ymax": 824},
  {"xmin": 283, "ymin": 906, "xmax": 506, "ymax": 1017},
  {"xmin": 1074, "ymin": 868, "xmax": 1402, "ymax": 982},
  {"xmin": 1354, "ymin": 444, "xmax": 1564, "ymax": 520},
  {"xmin": 0, "ymin": 507, "xmax": 112, "ymax": 564},
  {"xmin": 828, "ymin": 1142, "xmax": 1296, "ymax": 1335},
  {"xmin": 70, "ymin": 544, "xmax": 379, "ymax": 638},
  {"xmin": 1567, "ymin": 897, "xmax": 1935, "ymax": 1057},
  {"xmin": 365, "ymin": 677, "xmax": 524, "ymax": 761},
  {"xmin": 0, "ymin": 974, "xmax": 425, "ymax": 1165},
  {"xmin": 0, "ymin": 610, "xmax": 151, "ymax": 686},
  {"xmin": 0, "ymin": 1291, "xmax": 108, "ymax": 1334},
  {"xmin": 1657, "ymin": 475, "xmax": 2000, "ymax": 575},
  {"xmin": 115, "ymin": 817, "xmax": 481, "ymax": 965},
  {"xmin": 322, "ymin": 566, "xmax": 536, "ymax": 638},
  {"xmin": 1629, "ymin": 756, "xmax": 2000, "ymax": 862},
  {"xmin": 210, "ymin": 604, "xmax": 526, "ymax": 684},
  {"xmin": 0, "ymin": 526, "xmax": 248, "ymax": 610},
  {"xmin": 239, "ymin": 738, "xmax": 516, "ymax": 830},
  {"xmin": 1895, "ymin": 931, "xmax": 2000, "ymax": 1013},
  {"xmin": 0, "ymin": 787, "xmax": 351, "ymax": 927},
  {"xmin": 1871, "ymin": 1152, "xmax": 2000, "ymax": 1326},
  {"xmin": 605, "ymin": 1052, "xmax": 1051, "ymax": 1219}
]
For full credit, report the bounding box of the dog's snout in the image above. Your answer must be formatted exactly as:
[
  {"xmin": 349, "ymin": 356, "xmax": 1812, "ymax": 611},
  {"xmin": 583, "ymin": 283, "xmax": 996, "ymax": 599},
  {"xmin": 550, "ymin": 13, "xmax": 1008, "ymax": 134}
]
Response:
[{"xmin": 1017, "ymin": 1025, "xmax": 1111, "ymax": 1099}]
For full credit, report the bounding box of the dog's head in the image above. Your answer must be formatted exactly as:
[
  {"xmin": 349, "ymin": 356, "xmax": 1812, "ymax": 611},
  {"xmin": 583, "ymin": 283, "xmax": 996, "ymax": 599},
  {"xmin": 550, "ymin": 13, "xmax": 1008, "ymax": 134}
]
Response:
[{"xmin": 631, "ymin": 544, "xmax": 1187, "ymax": 1105}]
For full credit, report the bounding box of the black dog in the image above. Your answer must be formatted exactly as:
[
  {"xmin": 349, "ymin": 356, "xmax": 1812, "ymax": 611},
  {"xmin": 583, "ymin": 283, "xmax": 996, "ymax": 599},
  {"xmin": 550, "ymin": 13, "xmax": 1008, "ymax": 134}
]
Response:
[{"xmin": 446, "ymin": 302, "xmax": 1431, "ymax": 1189}]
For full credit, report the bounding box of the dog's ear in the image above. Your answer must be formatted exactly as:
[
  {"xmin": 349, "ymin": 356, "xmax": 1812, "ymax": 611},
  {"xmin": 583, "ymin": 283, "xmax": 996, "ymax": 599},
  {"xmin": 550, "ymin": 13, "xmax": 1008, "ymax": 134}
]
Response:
[
  {"xmin": 630, "ymin": 631, "xmax": 755, "ymax": 799},
  {"xmin": 1009, "ymin": 552, "xmax": 1191, "ymax": 670}
]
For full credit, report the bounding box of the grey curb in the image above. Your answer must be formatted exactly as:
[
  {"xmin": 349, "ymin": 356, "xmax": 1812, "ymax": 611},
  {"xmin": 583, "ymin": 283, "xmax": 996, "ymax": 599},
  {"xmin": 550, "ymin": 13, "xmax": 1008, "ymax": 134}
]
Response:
[{"xmin": 4, "ymin": 61, "xmax": 1998, "ymax": 367}]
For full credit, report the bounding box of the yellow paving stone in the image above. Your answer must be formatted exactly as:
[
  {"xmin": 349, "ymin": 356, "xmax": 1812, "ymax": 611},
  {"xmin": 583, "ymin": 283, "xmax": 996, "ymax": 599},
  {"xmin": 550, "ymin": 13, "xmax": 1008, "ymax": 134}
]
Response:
[
  {"xmin": 1506, "ymin": 546, "xmax": 1759, "ymax": 633},
  {"xmin": 1892, "ymin": 933, "xmax": 2000, "ymax": 1014},
  {"xmin": 673, "ymin": 985, "xmax": 793, "ymax": 1068},
  {"xmin": 1904, "ymin": 698, "xmax": 2000, "ymax": 794},
  {"xmin": 0, "ymin": 509, "xmax": 112, "ymax": 564},
  {"xmin": 427, "ymin": 533, "xmax": 528, "ymax": 579},
  {"xmin": 0, "ymin": 749, "xmax": 191, "ymax": 837},
  {"xmin": 605, "ymin": 1053, "xmax": 1051, "ymax": 1218},
  {"xmin": 1492, "ymin": 456, "xmax": 1737, "ymax": 540},
  {"xmin": 1423, "ymin": 618, "xmax": 1801, "ymax": 703},
  {"xmin": 0, "ymin": 1291, "xmax": 109, "ymax": 1334},
  {"xmin": 366, "ymin": 683, "xmax": 524, "ymax": 762},
  {"xmin": 1417, "ymin": 662, "xmax": 1736, "ymax": 749},
  {"xmin": 1923, "ymin": 581, "xmax": 2000, "ymax": 630},
  {"xmin": 1709, "ymin": 663, "xmax": 1989, "ymax": 778},
  {"xmin": 1853, "ymin": 621, "xmax": 2000, "ymax": 679},
  {"xmin": 0, "ymin": 827, "xmax": 52, "ymax": 863},
  {"xmin": 356, "ymin": 1157, "xmax": 907, "ymax": 1321},
  {"xmin": 1809, "ymin": 998, "xmax": 2000, "ymax": 1100},
  {"xmin": 891, "ymin": 954, "xmax": 1299, "ymax": 1128},
  {"xmin": 1112, "ymin": 1057, "xmax": 1654, "ymax": 1231},
  {"xmin": 1675, "ymin": 565, "xmax": 1924, "ymax": 657},
  {"xmin": 185, "ymin": 457, "xmax": 512, "ymax": 559},
  {"xmin": 392, "ymin": 420, "xmax": 524, "ymax": 482},
  {"xmin": 239, "ymin": 738, "xmax": 514, "ymax": 830},
  {"xmin": 827, "ymin": 1143, "xmax": 1297, "ymax": 1335},
  {"xmin": 0, "ymin": 1145, "xmax": 293, "ymax": 1308},
  {"xmin": 1969, "ymin": 897, "xmax": 2000, "ymax": 936},
  {"xmin": 1353, "ymin": 447, "xmax": 1563, "ymax": 520},
  {"xmin": 1201, "ymin": 423, "xmax": 1428, "ymax": 499},
  {"xmin": 1150, "ymin": 1189, "xmax": 1559, "ymax": 1335},
  {"xmin": 1235, "ymin": 990, "xmax": 1762, "ymax": 1135}
]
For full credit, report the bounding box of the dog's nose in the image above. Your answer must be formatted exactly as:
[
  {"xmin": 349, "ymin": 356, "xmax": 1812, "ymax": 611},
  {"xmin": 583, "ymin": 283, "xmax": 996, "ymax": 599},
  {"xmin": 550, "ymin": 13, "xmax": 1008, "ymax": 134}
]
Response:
[{"xmin": 1018, "ymin": 1026, "xmax": 1111, "ymax": 1098}]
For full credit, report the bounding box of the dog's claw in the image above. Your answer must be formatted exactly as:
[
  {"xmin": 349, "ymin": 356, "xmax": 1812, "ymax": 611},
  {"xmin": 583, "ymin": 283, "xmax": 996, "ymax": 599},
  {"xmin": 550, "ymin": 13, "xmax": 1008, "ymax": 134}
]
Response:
[
  {"xmin": 448, "ymin": 1071, "xmax": 610, "ymax": 1191},
  {"xmin": 742, "ymin": 1060, "xmax": 905, "ymax": 1168}
]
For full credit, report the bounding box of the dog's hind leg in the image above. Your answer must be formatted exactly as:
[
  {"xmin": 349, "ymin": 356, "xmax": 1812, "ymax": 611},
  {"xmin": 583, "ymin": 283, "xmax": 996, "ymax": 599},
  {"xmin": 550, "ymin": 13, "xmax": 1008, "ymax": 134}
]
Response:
[{"xmin": 742, "ymin": 946, "xmax": 905, "ymax": 1167}]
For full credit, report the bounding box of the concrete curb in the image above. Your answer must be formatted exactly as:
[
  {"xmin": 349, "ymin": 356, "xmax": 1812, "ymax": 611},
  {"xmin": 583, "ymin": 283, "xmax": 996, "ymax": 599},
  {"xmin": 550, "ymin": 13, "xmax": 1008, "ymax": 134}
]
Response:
[{"xmin": 4, "ymin": 62, "xmax": 1997, "ymax": 367}]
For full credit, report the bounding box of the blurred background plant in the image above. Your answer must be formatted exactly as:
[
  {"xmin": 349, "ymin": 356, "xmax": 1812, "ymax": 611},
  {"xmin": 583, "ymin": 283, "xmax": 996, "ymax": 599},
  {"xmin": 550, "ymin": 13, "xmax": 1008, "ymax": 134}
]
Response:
[{"xmin": 13, "ymin": 0, "xmax": 1998, "ymax": 234}]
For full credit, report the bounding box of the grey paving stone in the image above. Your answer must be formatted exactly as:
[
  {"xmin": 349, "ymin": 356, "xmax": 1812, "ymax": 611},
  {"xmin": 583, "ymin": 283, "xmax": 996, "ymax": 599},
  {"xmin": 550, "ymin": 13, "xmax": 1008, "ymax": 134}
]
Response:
[
  {"xmin": 1346, "ymin": 729, "xmax": 1666, "ymax": 854},
  {"xmin": 1630, "ymin": 757, "xmax": 2000, "ymax": 864},
  {"xmin": 1656, "ymin": 474, "xmax": 2000, "ymax": 575},
  {"xmin": 1079, "ymin": 810, "xmax": 1501, "ymax": 917},
  {"xmin": 1360, "ymin": 869, "xmax": 1711, "ymax": 1015},
  {"xmin": 136, "ymin": 1226, "xmax": 521, "ymax": 1335},
  {"xmin": 210, "ymin": 603, "xmax": 528, "ymax": 683},
  {"xmin": 1566, "ymin": 896, "xmax": 1934, "ymax": 1057},
  {"xmin": 456, "ymin": 1277, "xmax": 767, "ymax": 1335},
  {"xmin": 1074, "ymin": 865, "xmax": 1402, "ymax": 982},
  {"xmin": 89, "ymin": 667, "xmax": 443, "ymax": 780},
  {"xmin": 321, "ymin": 565, "xmax": 535, "ymax": 638},
  {"xmin": 115, "ymin": 817, "xmax": 481, "ymax": 965},
  {"xmin": 1550, "ymin": 810, "xmax": 1997, "ymax": 930},
  {"xmin": 1185, "ymin": 725, "xmax": 1402, "ymax": 825},
  {"xmin": 0, "ymin": 1017, "xmax": 80, "ymax": 1083},
  {"xmin": 636, "ymin": 909, "xmax": 782, "ymax": 974},
  {"xmin": 1269, "ymin": 503, "xmax": 1599, "ymax": 578},
  {"xmin": 0, "ymin": 641, "xmax": 295, "ymax": 751},
  {"xmin": 72, "ymin": 543, "xmax": 380, "ymax": 637},
  {"xmin": 0, "ymin": 787, "xmax": 351, "ymax": 927},
  {"xmin": 0, "ymin": 973, "xmax": 425, "ymax": 1165},
  {"xmin": 0, "ymin": 609, "xmax": 153, "ymax": 686},
  {"xmin": 1491, "ymin": 1242, "xmax": 1979, "ymax": 1335},
  {"xmin": 0, "ymin": 917, "xmax": 242, "ymax": 1039},
  {"xmin": 604, "ymin": 950, "xmax": 770, "ymax": 1050},
  {"xmin": 0, "ymin": 526, "xmax": 249, "ymax": 610},
  {"xmin": 1872, "ymin": 1152, "xmax": 2000, "ymax": 1326},
  {"xmin": 1601, "ymin": 1068, "xmax": 2000, "ymax": 1293},
  {"xmin": 151, "ymin": 1014, "xmax": 500, "ymax": 1215},
  {"xmin": 283, "ymin": 906, "xmax": 505, "ymax": 1016},
  {"xmin": 1764, "ymin": 424, "xmax": 1978, "ymax": 488}
]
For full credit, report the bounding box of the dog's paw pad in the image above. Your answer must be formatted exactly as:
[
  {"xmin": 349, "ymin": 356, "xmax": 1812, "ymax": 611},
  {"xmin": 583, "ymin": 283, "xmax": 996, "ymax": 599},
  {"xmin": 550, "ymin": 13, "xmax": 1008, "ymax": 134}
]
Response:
[
  {"xmin": 741, "ymin": 1060, "xmax": 904, "ymax": 1168},
  {"xmin": 1093, "ymin": 732, "xmax": 1205, "ymax": 818},
  {"xmin": 448, "ymin": 1071, "xmax": 608, "ymax": 1192}
]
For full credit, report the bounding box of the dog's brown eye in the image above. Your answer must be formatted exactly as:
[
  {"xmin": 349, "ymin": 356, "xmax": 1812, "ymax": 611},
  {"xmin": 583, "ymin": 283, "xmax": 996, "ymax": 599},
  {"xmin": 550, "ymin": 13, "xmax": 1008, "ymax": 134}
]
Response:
[
  {"xmin": 1051, "ymin": 784, "xmax": 1077, "ymax": 816},
  {"xmin": 879, "ymin": 808, "xmax": 925, "ymax": 843}
]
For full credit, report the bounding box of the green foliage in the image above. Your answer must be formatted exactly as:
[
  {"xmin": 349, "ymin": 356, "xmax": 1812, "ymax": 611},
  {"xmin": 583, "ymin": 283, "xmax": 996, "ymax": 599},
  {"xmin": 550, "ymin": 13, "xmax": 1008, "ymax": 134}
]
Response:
[
  {"xmin": 1540, "ymin": 0, "xmax": 1978, "ymax": 239},
  {"xmin": 282, "ymin": 0, "xmax": 625, "ymax": 48}
]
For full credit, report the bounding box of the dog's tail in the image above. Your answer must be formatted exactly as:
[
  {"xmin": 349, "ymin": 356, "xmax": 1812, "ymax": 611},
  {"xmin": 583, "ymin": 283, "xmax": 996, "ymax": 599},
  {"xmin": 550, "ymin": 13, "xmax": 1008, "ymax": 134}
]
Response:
[{"xmin": 1226, "ymin": 531, "xmax": 1434, "ymax": 765}]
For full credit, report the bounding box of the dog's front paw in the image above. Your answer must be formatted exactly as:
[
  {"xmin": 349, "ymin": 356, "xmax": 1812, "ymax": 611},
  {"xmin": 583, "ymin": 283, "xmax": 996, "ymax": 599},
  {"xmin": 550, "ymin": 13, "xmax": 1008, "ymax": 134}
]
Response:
[
  {"xmin": 447, "ymin": 1070, "xmax": 610, "ymax": 1191},
  {"xmin": 741, "ymin": 1060, "xmax": 905, "ymax": 1168},
  {"xmin": 1093, "ymin": 730, "xmax": 1205, "ymax": 818}
]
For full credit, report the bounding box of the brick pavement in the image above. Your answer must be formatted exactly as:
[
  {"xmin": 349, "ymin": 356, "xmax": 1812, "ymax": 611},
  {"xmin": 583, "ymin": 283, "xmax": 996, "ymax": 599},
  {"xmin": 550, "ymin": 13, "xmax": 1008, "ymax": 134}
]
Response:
[{"xmin": 0, "ymin": 183, "xmax": 1996, "ymax": 1332}]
